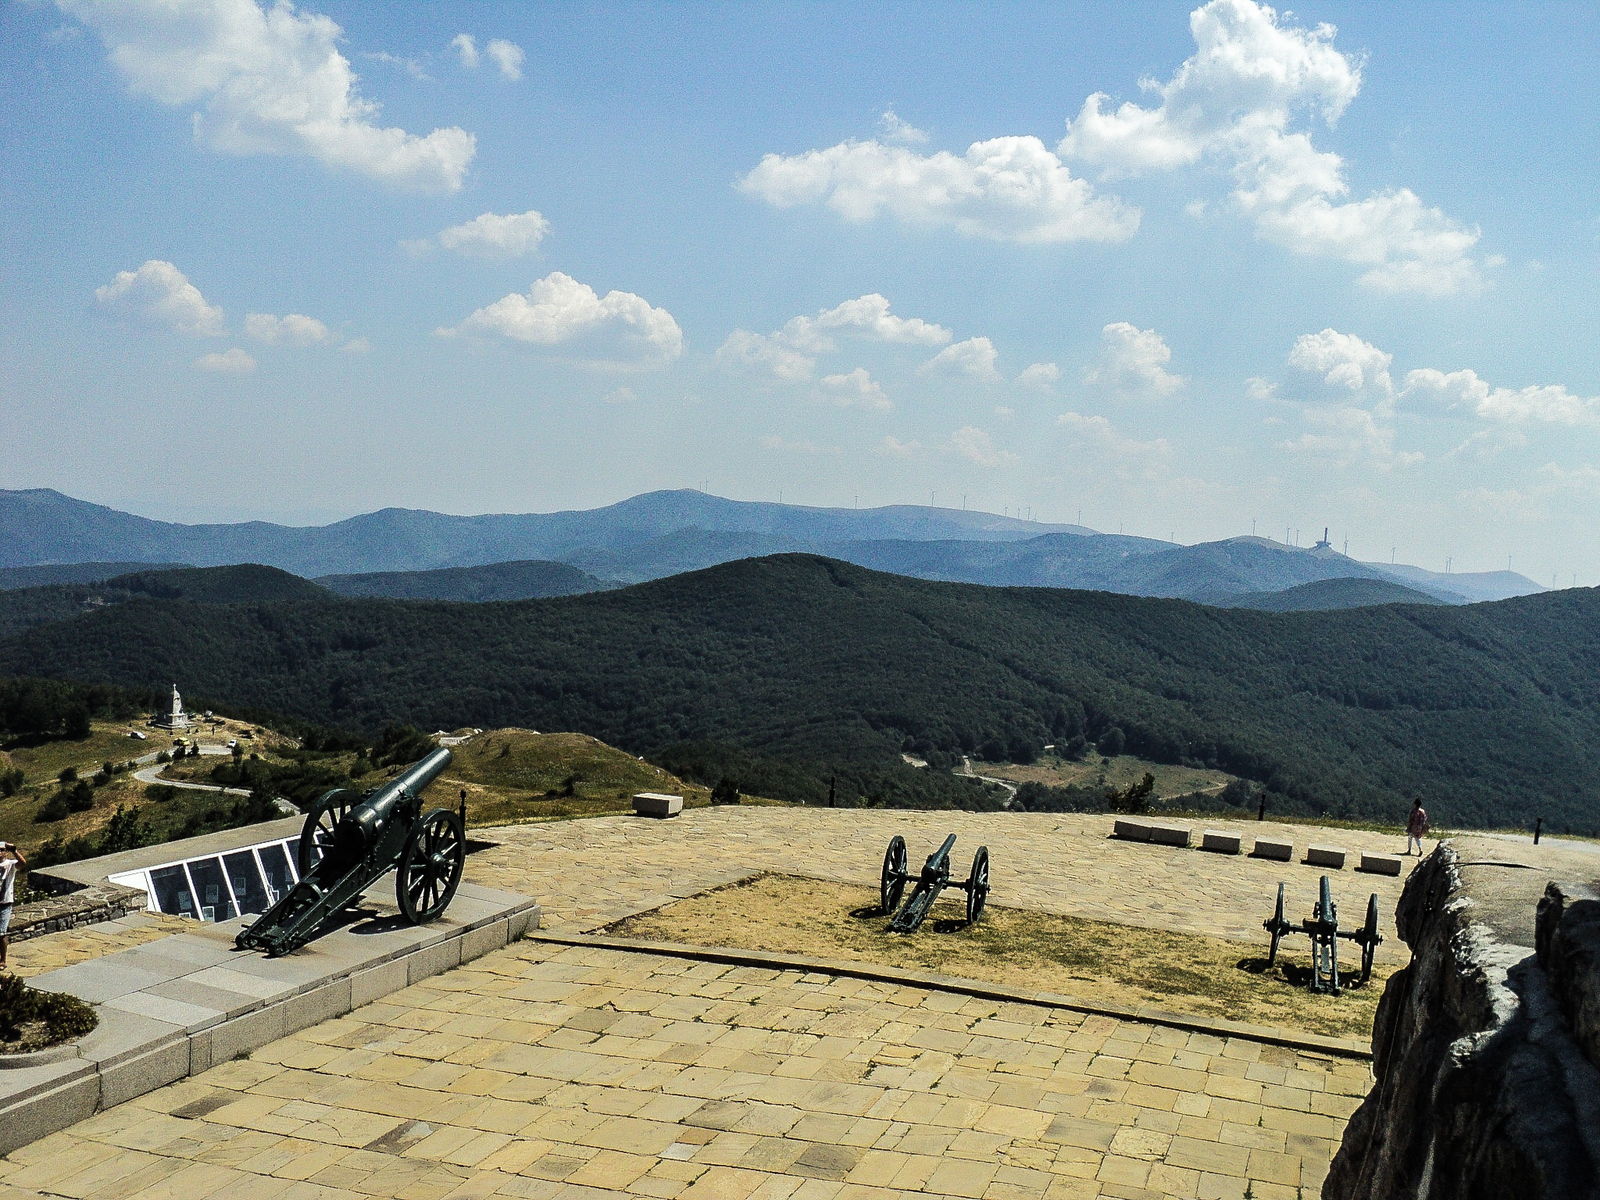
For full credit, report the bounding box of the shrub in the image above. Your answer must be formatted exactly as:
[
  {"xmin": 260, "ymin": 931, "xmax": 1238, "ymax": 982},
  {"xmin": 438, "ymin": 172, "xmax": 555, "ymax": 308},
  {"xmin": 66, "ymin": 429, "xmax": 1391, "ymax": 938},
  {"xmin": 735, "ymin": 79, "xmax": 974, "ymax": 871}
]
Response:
[
  {"xmin": 0, "ymin": 974, "xmax": 98, "ymax": 1049},
  {"xmin": 57, "ymin": 766, "xmax": 77, "ymax": 784},
  {"xmin": 34, "ymin": 791, "xmax": 71, "ymax": 822},
  {"xmin": 0, "ymin": 768, "xmax": 24, "ymax": 797},
  {"xmin": 1107, "ymin": 772, "xmax": 1155, "ymax": 815},
  {"xmin": 710, "ymin": 777, "xmax": 740, "ymax": 805},
  {"xmin": 144, "ymin": 782, "xmax": 178, "ymax": 802},
  {"xmin": 155, "ymin": 750, "xmax": 171, "ymax": 764}
]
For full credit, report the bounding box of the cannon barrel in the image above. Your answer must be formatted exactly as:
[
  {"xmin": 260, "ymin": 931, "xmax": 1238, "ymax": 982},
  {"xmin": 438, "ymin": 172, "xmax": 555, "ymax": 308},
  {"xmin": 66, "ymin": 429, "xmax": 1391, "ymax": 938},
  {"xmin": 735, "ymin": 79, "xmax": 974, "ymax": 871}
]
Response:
[{"xmin": 333, "ymin": 746, "xmax": 453, "ymax": 860}]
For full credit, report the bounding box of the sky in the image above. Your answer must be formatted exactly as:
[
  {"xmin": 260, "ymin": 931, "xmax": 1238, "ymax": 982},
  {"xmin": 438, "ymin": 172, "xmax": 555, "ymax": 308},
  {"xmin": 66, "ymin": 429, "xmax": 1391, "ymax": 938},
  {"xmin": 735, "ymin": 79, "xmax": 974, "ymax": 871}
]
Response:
[{"xmin": 1, "ymin": 1, "xmax": 1597, "ymax": 585}]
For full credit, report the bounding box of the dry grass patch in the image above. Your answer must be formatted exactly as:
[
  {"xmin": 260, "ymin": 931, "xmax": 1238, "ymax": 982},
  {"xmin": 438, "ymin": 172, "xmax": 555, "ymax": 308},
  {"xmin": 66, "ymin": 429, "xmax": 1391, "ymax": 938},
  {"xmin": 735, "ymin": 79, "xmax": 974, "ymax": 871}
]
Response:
[{"xmin": 606, "ymin": 873, "xmax": 1391, "ymax": 1042}]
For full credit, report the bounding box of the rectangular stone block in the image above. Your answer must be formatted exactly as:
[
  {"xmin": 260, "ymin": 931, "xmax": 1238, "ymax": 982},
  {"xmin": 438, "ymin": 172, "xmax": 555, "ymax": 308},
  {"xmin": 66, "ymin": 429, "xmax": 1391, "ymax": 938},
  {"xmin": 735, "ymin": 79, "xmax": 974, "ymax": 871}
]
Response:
[
  {"xmin": 405, "ymin": 936, "xmax": 461, "ymax": 987},
  {"xmin": 507, "ymin": 903, "xmax": 542, "ymax": 941},
  {"xmin": 350, "ymin": 957, "xmax": 409, "ymax": 1009},
  {"xmin": 191, "ymin": 1004, "xmax": 286, "ymax": 1075},
  {"xmin": 461, "ymin": 918, "xmax": 509, "ymax": 963},
  {"xmin": 284, "ymin": 977, "xmax": 351, "ymax": 1035},
  {"xmin": 1253, "ymin": 838, "xmax": 1293, "ymax": 861},
  {"xmin": 1148, "ymin": 824, "xmax": 1192, "ymax": 848},
  {"xmin": 633, "ymin": 792, "xmax": 683, "ymax": 818},
  {"xmin": 1200, "ymin": 830, "xmax": 1242, "ymax": 854},
  {"xmin": 1358, "ymin": 852, "xmax": 1403, "ymax": 876},
  {"xmin": 0, "ymin": 1073, "xmax": 99, "ymax": 1157},
  {"xmin": 1306, "ymin": 844, "xmax": 1347, "ymax": 869},
  {"xmin": 1113, "ymin": 819, "xmax": 1152, "ymax": 842},
  {"xmin": 98, "ymin": 1035, "xmax": 190, "ymax": 1109}
]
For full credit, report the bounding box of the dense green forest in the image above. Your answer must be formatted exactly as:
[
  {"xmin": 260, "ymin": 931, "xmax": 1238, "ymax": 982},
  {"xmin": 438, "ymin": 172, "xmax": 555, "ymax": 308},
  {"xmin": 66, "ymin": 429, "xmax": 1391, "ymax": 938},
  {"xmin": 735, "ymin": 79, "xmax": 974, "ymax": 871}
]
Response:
[{"xmin": 1, "ymin": 556, "xmax": 1596, "ymax": 831}]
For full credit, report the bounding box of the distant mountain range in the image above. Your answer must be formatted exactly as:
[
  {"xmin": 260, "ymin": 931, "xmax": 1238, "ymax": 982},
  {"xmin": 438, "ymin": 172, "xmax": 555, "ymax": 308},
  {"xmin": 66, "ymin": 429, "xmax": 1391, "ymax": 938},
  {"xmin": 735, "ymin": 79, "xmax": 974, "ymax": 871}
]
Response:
[{"xmin": 1, "ymin": 487, "xmax": 1541, "ymax": 608}]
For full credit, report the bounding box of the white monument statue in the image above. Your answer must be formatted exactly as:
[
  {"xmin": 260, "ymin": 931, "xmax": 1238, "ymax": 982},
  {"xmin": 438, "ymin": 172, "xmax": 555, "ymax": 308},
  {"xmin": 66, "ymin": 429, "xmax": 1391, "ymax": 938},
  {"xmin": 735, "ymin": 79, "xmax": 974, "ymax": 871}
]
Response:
[{"xmin": 155, "ymin": 683, "xmax": 190, "ymax": 730}]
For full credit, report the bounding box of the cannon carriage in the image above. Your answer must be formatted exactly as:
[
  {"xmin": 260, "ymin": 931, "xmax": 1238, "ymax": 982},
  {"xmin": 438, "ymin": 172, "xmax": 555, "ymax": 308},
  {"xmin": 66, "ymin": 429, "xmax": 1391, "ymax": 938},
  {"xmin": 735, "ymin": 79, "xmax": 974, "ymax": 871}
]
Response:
[
  {"xmin": 236, "ymin": 747, "xmax": 465, "ymax": 956},
  {"xmin": 879, "ymin": 833, "xmax": 990, "ymax": 932},
  {"xmin": 1262, "ymin": 875, "xmax": 1382, "ymax": 994}
]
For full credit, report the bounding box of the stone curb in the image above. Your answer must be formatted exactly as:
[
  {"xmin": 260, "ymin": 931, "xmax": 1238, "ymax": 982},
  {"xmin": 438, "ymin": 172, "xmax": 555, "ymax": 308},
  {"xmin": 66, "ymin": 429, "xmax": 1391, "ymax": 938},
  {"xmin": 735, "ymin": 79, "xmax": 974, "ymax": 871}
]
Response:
[
  {"xmin": 0, "ymin": 892, "xmax": 541, "ymax": 1156},
  {"xmin": 522, "ymin": 929, "xmax": 1374, "ymax": 1060}
]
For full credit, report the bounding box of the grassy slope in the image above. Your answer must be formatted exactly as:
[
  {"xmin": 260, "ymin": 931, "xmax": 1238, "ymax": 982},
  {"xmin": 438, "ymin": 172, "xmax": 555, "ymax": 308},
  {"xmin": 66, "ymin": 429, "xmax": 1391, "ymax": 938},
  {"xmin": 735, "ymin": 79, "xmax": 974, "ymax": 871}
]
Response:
[{"xmin": 2, "ymin": 555, "xmax": 1597, "ymax": 830}]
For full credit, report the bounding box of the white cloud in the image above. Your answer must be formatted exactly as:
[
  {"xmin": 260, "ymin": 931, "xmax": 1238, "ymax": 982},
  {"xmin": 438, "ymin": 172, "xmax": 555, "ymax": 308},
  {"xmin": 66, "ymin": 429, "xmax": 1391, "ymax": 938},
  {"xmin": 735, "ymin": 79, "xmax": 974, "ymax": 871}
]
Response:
[
  {"xmin": 1055, "ymin": 410, "xmax": 1174, "ymax": 478},
  {"xmin": 451, "ymin": 33, "xmax": 478, "ymax": 69},
  {"xmin": 1276, "ymin": 404, "xmax": 1421, "ymax": 468},
  {"xmin": 1403, "ymin": 368, "xmax": 1600, "ymax": 428},
  {"xmin": 603, "ymin": 386, "xmax": 636, "ymax": 405},
  {"xmin": 740, "ymin": 136, "xmax": 1138, "ymax": 244},
  {"xmin": 760, "ymin": 435, "xmax": 841, "ymax": 455},
  {"xmin": 485, "ymin": 39, "xmax": 524, "ymax": 80},
  {"xmin": 1016, "ymin": 362, "xmax": 1060, "ymax": 392},
  {"xmin": 433, "ymin": 210, "xmax": 550, "ymax": 258},
  {"xmin": 192, "ymin": 347, "xmax": 255, "ymax": 373},
  {"xmin": 819, "ymin": 368, "xmax": 890, "ymax": 411},
  {"xmin": 61, "ymin": 0, "xmax": 475, "ymax": 192},
  {"xmin": 718, "ymin": 293, "xmax": 949, "ymax": 381},
  {"xmin": 994, "ymin": 406, "xmax": 1014, "ymax": 419},
  {"xmin": 950, "ymin": 426, "xmax": 1018, "ymax": 469},
  {"xmin": 1059, "ymin": 0, "xmax": 1482, "ymax": 294},
  {"xmin": 920, "ymin": 337, "xmax": 1001, "ymax": 383},
  {"xmin": 1288, "ymin": 328, "xmax": 1392, "ymax": 396},
  {"xmin": 1539, "ymin": 463, "xmax": 1600, "ymax": 497},
  {"xmin": 342, "ymin": 336, "xmax": 371, "ymax": 354},
  {"xmin": 244, "ymin": 311, "xmax": 331, "ymax": 345},
  {"xmin": 363, "ymin": 50, "xmax": 429, "ymax": 82},
  {"xmin": 716, "ymin": 329, "xmax": 815, "ymax": 382},
  {"xmin": 437, "ymin": 271, "xmax": 684, "ymax": 364},
  {"xmin": 1086, "ymin": 322, "xmax": 1185, "ymax": 397},
  {"xmin": 95, "ymin": 260, "xmax": 225, "ymax": 336},
  {"xmin": 1245, "ymin": 376, "xmax": 1279, "ymax": 402},
  {"xmin": 878, "ymin": 436, "xmax": 924, "ymax": 458},
  {"xmin": 878, "ymin": 108, "xmax": 929, "ymax": 145}
]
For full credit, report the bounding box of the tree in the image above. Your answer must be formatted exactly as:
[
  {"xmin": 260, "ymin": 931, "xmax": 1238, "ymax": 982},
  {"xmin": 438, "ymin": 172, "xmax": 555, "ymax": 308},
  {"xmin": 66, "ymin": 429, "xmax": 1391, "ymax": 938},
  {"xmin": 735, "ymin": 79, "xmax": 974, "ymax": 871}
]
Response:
[
  {"xmin": 1107, "ymin": 772, "xmax": 1155, "ymax": 815},
  {"xmin": 710, "ymin": 777, "xmax": 740, "ymax": 806}
]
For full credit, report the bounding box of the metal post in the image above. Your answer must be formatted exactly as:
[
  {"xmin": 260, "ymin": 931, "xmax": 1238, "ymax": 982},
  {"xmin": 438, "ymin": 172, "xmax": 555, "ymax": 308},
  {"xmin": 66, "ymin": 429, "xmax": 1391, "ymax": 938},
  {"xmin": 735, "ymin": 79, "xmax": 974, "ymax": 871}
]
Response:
[
  {"xmin": 1534, "ymin": 817, "xmax": 1542, "ymax": 845},
  {"xmin": 1258, "ymin": 796, "xmax": 1266, "ymax": 821}
]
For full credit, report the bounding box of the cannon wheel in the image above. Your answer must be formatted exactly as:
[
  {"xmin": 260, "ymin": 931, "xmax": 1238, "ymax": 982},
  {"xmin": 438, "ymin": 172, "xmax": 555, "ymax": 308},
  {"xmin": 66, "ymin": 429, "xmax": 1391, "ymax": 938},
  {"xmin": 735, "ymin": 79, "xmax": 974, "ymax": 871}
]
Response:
[
  {"xmin": 966, "ymin": 846, "xmax": 990, "ymax": 925},
  {"xmin": 1360, "ymin": 894, "xmax": 1381, "ymax": 982},
  {"xmin": 881, "ymin": 836, "xmax": 908, "ymax": 914},
  {"xmin": 1266, "ymin": 883, "xmax": 1286, "ymax": 967},
  {"xmin": 298, "ymin": 788, "xmax": 357, "ymax": 877},
  {"xmin": 397, "ymin": 807, "xmax": 466, "ymax": 924}
]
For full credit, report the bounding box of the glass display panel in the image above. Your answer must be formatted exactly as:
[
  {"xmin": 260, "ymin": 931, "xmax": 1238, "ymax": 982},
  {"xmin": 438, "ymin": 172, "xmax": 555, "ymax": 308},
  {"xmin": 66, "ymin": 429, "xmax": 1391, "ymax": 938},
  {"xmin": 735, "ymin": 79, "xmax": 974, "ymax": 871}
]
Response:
[
  {"xmin": 258, "ymin": 843, "xmax": 295, "ymax": 904},
  {"xmin": 149, "ymin": 864, "xmax": 196, "ymax": 917},
  {"xmin": 287, "ymin": 835, "xmax": 311, "ymax": 870},
  {"xmin": 224, "ymin": 850, "xmax": 270, "ymax": 914},
  {"xmin": 185, "ymin": 856, "xmax": 237, "ymax": 922}
]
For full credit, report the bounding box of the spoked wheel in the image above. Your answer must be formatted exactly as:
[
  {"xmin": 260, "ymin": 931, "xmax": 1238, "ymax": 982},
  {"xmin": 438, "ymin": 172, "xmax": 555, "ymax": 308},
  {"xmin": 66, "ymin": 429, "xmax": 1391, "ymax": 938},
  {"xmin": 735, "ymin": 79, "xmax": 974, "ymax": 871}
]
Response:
[
  {"xmin": 881, "ymin": 835, "xmax": 908, "ymax": 914},
  {"xmin": 299, "ymin": 788, "xmax": 358, "ymax": 876},
  {"xmin": 1266, "ymin": 883, "xmax": 1286, "ymax": 967},
  {"xmin": 965, "ymin": 846, "xmax": 990, "ymax": 925},
  {"xmin": 397, "ymin": 807, "xmax": 466, "ymax": 924},
  {"xmin": 1360, "ymin": 894, "xmax": 1381, "ymax": 982}
]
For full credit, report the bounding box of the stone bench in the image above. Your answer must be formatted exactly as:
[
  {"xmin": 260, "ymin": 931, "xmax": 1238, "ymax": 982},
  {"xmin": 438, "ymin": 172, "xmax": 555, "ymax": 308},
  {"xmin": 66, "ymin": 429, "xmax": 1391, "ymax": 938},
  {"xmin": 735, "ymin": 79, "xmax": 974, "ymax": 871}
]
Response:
[
  {"xmin": 1199, "ymin": 830, "xmax": 1242, "ymax": 855},
  {"xmin": 632, "ymin": 792, "xmax": 683, "ymax": 818},
  {"xmin": 1358, "ymin": 852, "xmax": 1404, "ymax": 876},
  {"xmin": 1252, "ymin": 838, "xmax": 1293, "ymax": 861},
  {"xmin": 1147, "ymin": 824, "xmax": 1191, "ymax": 848},
  {"xmin": 1306, "ymin": 845, "xmax": 1347, "ymax": 869},
  {"xmin": 1112, "ymin": 818, "xmax": 1152, "ymax": 842}
]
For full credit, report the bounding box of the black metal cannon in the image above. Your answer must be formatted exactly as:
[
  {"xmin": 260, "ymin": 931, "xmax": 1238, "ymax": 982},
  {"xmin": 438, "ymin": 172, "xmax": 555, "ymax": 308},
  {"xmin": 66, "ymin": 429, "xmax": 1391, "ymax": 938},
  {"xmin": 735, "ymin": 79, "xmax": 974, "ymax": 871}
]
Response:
[
  {"xmin": 880, "ymin": 833, "xmax": 990, "ymax": 932},
  {"xmin": 1262, "ymin": 875, "xmax": 1382, "ymax": 994},
  {"xmin": 236, "ymin": 747, "xmax": 464, "ymax": 956}
]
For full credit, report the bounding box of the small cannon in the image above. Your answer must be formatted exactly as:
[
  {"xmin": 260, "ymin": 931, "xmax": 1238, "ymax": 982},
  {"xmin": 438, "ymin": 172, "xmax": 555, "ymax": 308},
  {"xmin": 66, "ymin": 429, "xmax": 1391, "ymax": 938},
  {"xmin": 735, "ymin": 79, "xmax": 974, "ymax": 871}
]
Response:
[
  {"xmin": 1262, "ymin": 875, "xmax": 1382, "ymax": 994},
  {"xmin": 880, "ymin": 833, "xmax": 990, "ymax": 932},
  {"xmin": 236, "ymin": 747, "xmax": 464, "ymax": 956}
]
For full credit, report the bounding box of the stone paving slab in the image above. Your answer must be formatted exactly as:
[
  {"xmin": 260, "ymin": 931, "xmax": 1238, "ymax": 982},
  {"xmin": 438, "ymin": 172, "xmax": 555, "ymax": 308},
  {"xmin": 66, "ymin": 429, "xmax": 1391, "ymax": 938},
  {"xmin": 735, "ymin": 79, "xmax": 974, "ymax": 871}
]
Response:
[
  {"xmin": 9, "ymin": 913, "xmax": 198, "ymax": 980},
  {"xmin": 1, "ymin": 880, "xmax": 541, "ymax": 1155},
  {"xmin": 0, "ymin": 939, "xmax": 1373, "ymax": 1200}
]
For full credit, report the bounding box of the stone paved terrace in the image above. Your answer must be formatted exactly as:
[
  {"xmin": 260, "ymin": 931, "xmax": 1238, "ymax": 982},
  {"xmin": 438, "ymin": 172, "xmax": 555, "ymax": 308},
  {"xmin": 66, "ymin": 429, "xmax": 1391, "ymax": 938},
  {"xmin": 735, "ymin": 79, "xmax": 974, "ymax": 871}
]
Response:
[
  {"xmin": 8, "ymin": 808, "xmax": 1588, "ymax": 1199},
  {"xmin": 460, "ymin": 808, "xmax": 1425, "ymax": 964},
  {"xmin": 8, "ymin": 912, "xmax": 191, "ymax": 980}
]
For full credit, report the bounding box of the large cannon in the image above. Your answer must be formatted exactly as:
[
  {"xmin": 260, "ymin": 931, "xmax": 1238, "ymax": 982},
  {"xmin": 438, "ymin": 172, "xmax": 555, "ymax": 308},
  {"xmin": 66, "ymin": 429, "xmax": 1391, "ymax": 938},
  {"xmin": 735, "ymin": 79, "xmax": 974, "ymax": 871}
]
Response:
[
  {"xmin": 236, "ymin": 747, "xmax": 464, "ymax": 956},
  {"xmin": 1262, "ymin": 875, "xmax": 1382, "ymax": 994},
  {"xmin": 880, "ymin": 833, "xmax": 990, "ymax": 932}
]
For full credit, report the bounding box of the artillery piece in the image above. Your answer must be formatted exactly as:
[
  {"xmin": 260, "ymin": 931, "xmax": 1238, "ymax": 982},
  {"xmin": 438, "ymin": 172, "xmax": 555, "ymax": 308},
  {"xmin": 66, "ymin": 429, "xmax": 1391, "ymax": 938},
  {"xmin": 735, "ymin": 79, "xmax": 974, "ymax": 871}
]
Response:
[
  {"xmin": 880, "ymin": 833, "xmax": 990, "ymax": 932},
  {"xmin": 1262, "ymin": 875, "xmax": 1382, "ymax": 995},
  {"xmin": 236, "ymin": 747, "xmax": 464, "ymax": 957}
]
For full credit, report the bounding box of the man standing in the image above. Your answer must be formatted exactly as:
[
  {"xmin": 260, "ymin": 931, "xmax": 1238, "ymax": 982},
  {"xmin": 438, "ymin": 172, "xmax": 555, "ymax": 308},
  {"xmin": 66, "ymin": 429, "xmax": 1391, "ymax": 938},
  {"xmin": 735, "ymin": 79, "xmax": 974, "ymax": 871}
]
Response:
[
  {"xmin": 1406, "ymin": 797, "xmax": 1429, "ymax": 856},
  {"xmin": 0, "ymin": 840, "xmax": 25, "ymax": 971}
]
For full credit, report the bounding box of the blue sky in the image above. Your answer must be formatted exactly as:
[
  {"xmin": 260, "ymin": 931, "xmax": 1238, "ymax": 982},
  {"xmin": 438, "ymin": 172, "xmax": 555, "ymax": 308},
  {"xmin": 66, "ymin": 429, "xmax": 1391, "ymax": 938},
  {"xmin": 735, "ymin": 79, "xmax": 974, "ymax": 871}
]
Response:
[{"xmin": 2, "ymin": 1, "xmax": 1597, "ymax": 584}]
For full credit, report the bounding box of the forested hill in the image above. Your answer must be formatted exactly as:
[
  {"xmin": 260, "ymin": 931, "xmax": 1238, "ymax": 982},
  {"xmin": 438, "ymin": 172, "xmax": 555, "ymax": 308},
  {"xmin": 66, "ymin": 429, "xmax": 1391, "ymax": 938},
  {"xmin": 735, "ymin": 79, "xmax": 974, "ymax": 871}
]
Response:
[{"xmin": 1, "ymin": 555, "xmax": 1596, "ymax": 832}]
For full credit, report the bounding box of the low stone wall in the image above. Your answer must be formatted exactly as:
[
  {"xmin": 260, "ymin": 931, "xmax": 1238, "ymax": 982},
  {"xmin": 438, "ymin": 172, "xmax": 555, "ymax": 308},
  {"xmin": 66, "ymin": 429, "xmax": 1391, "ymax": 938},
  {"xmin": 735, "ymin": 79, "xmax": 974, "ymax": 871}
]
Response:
[
  {"xmin": 7, "ymin": 883, "xmax": 149, "ymax": 944},
  {"xmin": 1323, "ymin": 842, "xmax": 1600, "ymax": 1200}
]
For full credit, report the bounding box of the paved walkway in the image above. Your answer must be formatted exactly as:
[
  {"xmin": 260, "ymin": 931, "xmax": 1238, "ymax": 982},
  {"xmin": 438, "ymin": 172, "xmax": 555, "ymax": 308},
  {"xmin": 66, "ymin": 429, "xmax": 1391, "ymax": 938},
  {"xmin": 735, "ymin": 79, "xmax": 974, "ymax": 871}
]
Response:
[
  {"xmin": 459, "ymin": 808, "xmax": 1429, "ymax": 964},
  {"xmin": 7, "ymin": 912, "xmax": 191, "ymax": 980},
  {"xmin": 0, "ymin": 939, "xmax": 1369, "ymax": 1200}
]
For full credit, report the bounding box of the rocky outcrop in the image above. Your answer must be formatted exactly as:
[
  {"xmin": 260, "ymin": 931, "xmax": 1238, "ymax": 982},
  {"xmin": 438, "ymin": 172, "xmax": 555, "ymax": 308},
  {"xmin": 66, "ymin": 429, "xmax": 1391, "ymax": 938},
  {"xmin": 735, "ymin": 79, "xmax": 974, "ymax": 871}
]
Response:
[{"xmin": 1323, "ymin": 841, "xmax": 1600, "ymax": 1200}]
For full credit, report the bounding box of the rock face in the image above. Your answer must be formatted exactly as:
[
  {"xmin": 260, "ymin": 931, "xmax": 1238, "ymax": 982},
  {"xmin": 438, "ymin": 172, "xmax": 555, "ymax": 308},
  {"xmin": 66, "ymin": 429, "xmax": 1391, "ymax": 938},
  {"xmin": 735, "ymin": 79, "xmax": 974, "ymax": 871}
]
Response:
[{"xmin": 1323, "ymin": 842, "xmax": 1600, "ymax": 1200}]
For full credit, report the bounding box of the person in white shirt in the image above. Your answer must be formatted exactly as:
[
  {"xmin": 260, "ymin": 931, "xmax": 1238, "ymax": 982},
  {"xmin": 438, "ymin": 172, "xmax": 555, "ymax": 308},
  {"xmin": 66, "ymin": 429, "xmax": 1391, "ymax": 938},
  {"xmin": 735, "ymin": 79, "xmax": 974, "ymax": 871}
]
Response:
[{"xmin": 0, "ymin": 840, "xmax": 25, "ymax": 971}]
